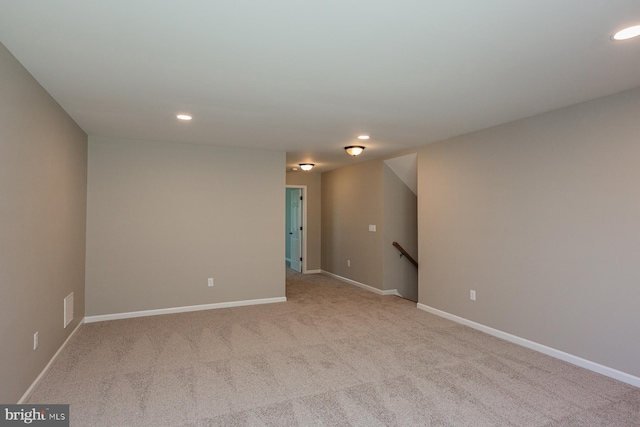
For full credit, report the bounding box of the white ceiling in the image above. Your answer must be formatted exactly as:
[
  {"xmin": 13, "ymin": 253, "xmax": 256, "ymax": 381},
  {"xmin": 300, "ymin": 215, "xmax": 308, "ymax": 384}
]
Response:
[{"xmin": 1, "ymin": 1, "xmax": 639, "ymax": 172}]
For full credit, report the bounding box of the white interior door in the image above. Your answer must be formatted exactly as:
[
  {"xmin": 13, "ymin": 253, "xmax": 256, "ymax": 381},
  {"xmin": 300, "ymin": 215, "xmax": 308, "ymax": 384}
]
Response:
[{"xmin": 290, "ymin": 188, "xmax": 302, "ymax": 272}]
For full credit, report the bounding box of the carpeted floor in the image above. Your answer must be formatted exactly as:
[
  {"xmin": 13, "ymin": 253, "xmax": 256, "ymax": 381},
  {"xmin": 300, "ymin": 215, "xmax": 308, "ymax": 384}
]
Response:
[{"xmin": 27, "ymin": 270, "xmax": 639, "ymax": 426}]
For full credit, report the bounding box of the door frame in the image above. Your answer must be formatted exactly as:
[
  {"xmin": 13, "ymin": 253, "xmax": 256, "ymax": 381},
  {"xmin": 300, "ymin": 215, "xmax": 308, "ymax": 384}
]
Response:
[{"xmin": 286, "ymin": 185, "xmax": 308, "ymax": 273}]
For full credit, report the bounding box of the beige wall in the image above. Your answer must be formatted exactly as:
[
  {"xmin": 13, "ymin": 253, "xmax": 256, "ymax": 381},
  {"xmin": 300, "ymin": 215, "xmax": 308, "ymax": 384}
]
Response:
[
  {"xmin": 286, "ymin": 171, "xmax": 321, "ymax": 271},
  {"xmin": 383, "ymin": 164, "xmax": 418, "ymax": 300},
  {"xmin": 322, "ymin": 160, "xmax": 384, "ymax": 288},
  {"xmin": 0, "ymin": 43, "xmax": 87, "ymax": 403},
  {"xmin": 321, "ymin": 156, "xmax": 419, "ymax": 294},
  {"xmin": 418, "ymin": 87, "xmax": 640, "ymax": 377},
  {"xmin": 86, "ymin": 137, "xmax": 285, "ymax": 316}
]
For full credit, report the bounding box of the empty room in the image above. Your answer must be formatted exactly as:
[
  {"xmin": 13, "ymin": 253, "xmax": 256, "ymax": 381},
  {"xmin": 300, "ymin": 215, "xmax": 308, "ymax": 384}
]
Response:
[{"xmin": 1, "ymin": 1, "xmax": 639, "ymax": 426}]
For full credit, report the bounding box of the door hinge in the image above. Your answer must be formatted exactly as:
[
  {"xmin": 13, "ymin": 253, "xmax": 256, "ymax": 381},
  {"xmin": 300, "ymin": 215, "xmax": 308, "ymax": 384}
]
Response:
[
  {"xmin": 300, "ymin": 226, "xmax": 303, "ymax": 230},
  {"xmin": 300, "ymin": 196, "xmax": 303, "ymax": 200},
  {"xmin": 300, "ymin": 257, "xmax": 303, "ymax": 261}
]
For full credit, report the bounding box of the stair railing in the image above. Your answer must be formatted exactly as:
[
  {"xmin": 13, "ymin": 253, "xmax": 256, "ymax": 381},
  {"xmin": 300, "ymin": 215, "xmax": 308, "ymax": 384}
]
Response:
[{"xmin": 392, "ymin": 241, "xmax": 418, "ymax": 268}]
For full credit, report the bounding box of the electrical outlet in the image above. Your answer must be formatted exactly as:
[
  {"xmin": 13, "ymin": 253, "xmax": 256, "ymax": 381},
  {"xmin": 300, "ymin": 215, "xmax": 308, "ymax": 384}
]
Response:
[
  {"xmin": 34, "ymin": 332, "xmax": 38, "ymax": 350},
  {"xmin": 470, "ymin": 290, "xmax": 476, "ymax": 301},
  {"xmin": 347, "ymin": 260, "xmax": 351, "ymax": 267},
  {"xmin": 208, "ymin": 278, "xmax": 214, "ymax": 287},
  {"xmin": 368, "ymin": 224, "xmax": 376, "ymax": 232}
]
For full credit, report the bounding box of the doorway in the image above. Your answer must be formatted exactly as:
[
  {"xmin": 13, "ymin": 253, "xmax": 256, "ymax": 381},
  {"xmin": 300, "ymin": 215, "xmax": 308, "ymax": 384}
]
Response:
[
  {"xmin": 285, "ymin": 185, "xmax": 306, "ymax": 273},
  {"xmin": 383, "ymin": 154, "xmax": 418, "ymax": 302}
]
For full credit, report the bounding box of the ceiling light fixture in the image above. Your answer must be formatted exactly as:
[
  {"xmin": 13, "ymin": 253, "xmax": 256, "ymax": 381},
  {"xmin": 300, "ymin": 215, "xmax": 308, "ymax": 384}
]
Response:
[
  {"xmin": 299, "ymin": 163, "xmax": 315, "ymax": 171},
  {"xmin": 612, "ymin": 25, "xmax": 640, "ymax": 41},
  {"xmin": 357, "ymin": 135, "xmax": 370, "ymax": 140},
  {"xmin": 176, "ymin": 114, "xmax": 192, "ymax": 121},
  {"xmin": 345, "ymin": 146, "xmax": 365, "ymax": 156}
]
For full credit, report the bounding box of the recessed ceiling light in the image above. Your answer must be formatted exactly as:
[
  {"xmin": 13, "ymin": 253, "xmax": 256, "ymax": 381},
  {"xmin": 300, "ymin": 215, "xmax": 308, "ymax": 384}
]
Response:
[
  {"xmin": 176, "ymin": 114, "xmax": 192, "ymax": 121},
  {"xmin": 612, "ymin": 25, "xmax": 640, "ymax": 41},
  {"xmin": 357, "ymin": 135, "xmax": 370, "ymax": 140}
]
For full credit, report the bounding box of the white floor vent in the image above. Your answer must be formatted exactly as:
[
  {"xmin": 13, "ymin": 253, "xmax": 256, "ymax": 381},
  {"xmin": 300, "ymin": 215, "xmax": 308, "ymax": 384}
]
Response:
[{"xmin": 64, "ymin": 292, "xmax": 74, "ymax": 328}]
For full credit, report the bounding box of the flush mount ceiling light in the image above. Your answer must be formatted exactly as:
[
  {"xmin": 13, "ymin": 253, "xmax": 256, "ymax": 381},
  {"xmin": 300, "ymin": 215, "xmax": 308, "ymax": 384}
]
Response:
[
  {"xmin": 299, "ymin": 163, "xmax": 315, "ymax": 171},
  {"xmin": 345, "ymin": 146, "xmax": 365, "ymax": 156},
  {"xmin": 176, "ymin": 114, "xmax": 192, "ymax": 121},
  {"xmin": 612, "ymin": 25, "xmax": 640, "ymax": 40},
  {"xmin": 357, "ymin": 135, "xmax": 370, "ymax": 140}
]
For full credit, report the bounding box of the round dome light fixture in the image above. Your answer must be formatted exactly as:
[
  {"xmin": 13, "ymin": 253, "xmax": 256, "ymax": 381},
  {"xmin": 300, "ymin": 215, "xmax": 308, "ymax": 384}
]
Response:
[
  {"xmin": 299, "ymin": 163, "xmax": 315, "ymax": 171},
  {"xmin": 345, "ymin": 146, "xmax": 365, "ymax": 156}
]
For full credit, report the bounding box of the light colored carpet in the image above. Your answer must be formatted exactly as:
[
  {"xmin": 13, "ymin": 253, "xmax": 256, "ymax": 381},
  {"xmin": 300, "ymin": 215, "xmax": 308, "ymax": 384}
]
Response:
[{"xmin": 27, "ymin": 270, "xmax": 639, "ymax": 426}]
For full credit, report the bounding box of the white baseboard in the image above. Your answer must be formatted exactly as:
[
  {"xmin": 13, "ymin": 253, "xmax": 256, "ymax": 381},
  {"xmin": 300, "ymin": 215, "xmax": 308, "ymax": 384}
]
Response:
[
  {"xmin": 417, "ymin": 303, "xmax": 640, "ymax": 389},
  {"xmin": 85, "ymin": 297, "xmax": 287, "ymax": 323},
  {"xmin": 321, "ymin": 270, "xmax": 401, "ymax": 297},
  {"xmin": 304, "ymin": 269, "xmax": 321, "ymax": 274},
  {"xmin": 18, "ymin": 318, "xmax": 85, "ymax": 404}
]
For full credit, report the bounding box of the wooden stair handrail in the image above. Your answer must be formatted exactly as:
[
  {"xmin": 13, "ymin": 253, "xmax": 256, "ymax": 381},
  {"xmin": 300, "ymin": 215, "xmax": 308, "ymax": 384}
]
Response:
[{"xmin": 392, "ymin": 241, "xmax": 418, "ymax": 268}]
